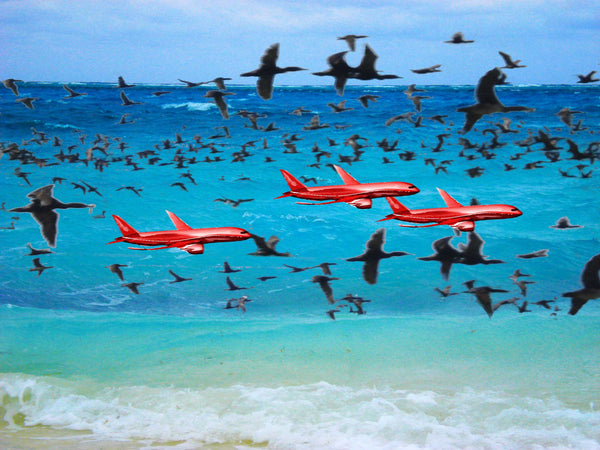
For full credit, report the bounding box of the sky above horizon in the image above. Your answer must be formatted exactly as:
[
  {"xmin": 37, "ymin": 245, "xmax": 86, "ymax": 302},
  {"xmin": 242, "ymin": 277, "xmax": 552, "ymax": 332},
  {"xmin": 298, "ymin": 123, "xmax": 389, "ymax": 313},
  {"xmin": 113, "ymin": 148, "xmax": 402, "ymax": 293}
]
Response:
[{"xmin": 2, "ymin": 0, "xmax": 599, "ymax": 87}]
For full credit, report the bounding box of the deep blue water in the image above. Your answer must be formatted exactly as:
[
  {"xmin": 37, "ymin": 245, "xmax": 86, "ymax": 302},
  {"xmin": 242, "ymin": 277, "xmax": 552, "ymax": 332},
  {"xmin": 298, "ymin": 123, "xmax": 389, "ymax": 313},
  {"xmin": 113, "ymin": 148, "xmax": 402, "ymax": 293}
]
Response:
[{"xmin": 1, "ymin": 82, "xmax": 599, "ymax": 448}]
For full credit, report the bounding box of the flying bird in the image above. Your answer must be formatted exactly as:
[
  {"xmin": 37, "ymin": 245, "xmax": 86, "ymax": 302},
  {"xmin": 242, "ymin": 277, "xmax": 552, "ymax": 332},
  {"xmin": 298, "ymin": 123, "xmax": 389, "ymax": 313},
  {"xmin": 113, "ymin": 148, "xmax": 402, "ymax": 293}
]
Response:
[
  {"xmin": 168, "ymin": 269, "xmax": 192, "ymax": 283},
  {"xmin": 411, "ymin": 65, "xmax": 442, "ymax": 74},
  {"xmin": 16, "ymin": 97, "xmax": 39, "ymax": 109},
  {"xmin": 63, "ymin": 84, "xmax": 87, "ymax": 98},
  {"xmin": 576, "ymin": 71, "xmax": 599, "ymax": 83},
  {"xmin": 498, "ymin": 51, "xmax": 526, "ymax": 69},
  {"xmin": 562, "ymin": 253, "xmax": 600, "ymax": 315},
  {"xmin": 463, "ymin": 280, "xmax": 509, "ymax": 318},
  {"xmin": 247, "ymin": 233, "xmax": 292, "ymax": 257},
  {"xmin": 225, "ymin": 276, "xmax": 248, "ymax": 291},
  {"xmin": 204, "ymin": 90, "xmax": 235, "ymax": 119},
  {"xmin": 516, "ymin": 249, "xmax": 548, "ymax": 259},
  {"xmin": 116, "ymin": 76, "xmax": 136, "ymax": 88},
  {"xmin": 351, "ymin": 45, "xmax": 402, "ymax": 81},
  {"xmin": 201, "ymin": 77, "xmax": 232, "ymax": 90},
  {"xmin": 224, "ymin": 295, "xmax": 252, "ymax": 312},
  {"xmin": 457, "ymin": 68, "xmax": 534, "ymax": 133},
  {"xmin": 240, "ymin": 43, "xmax": 306, "ymax": 100},
  {"xmin": 2, "ymin": 78, "xmax": 22, "ymax": 96},
  {"xmin": 29, "ymin": 258, "xmax": 53, "ymax": 277},
  {"xmin": 337, "ymin": 34, "xmax": 368, "ymax": 51},
  {"xmin": 312, "ymin": 275, "xmax": 340, "ymax": 304},
  {"xmin": 120, "ymin": 91, "xmax": 143, "ymax": 106},
  {"xmin": 122, "ymin": 282, "xmax": 143, "ymax": 294},
  {"xmin": 106, "ymin": 263, "xmax": 128, "ymax": 281},
  {"xmin": 312, "ymin": 51, "xmax": 354, "ymax": 96},
  {"xmin": 346, "ymin": 228, "xmax": 411, "ymax": 284},
  {"xmin": 9, "ymin": 184, "xmax": 95, "ymax": 247},
  {"xmin": 26, "ymin": 243, "xmax": 53, "ymax": 256},
  {"xmin": 445, "ymin": 32, "xmax": 474, "ymax": 44},
  {"xmin": 219, "ymin": 261, "xmax": 242, "ymax": 273},
  {"xmin": 550, "ymin": 216, "xmax": 582, "ymax": 229},
  {"xmin": 418, "ymin": 235, "xmax": 462, "ymax": 281}
]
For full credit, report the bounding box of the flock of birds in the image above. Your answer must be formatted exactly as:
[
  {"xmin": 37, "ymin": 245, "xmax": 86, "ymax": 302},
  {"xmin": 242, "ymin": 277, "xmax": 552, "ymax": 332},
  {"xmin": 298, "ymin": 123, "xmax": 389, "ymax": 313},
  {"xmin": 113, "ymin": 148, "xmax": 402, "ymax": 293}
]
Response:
[{"xmin": 1, "ymin": 32, "xmax": 599, "ymax": 319}]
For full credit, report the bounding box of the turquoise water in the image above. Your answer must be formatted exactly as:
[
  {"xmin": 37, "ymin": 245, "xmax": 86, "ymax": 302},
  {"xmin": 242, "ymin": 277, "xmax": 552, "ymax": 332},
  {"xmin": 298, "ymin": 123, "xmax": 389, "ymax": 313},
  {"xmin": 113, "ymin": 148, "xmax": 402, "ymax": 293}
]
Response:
[{"xmin": 1, "ymin": 82, "xmax": 600, "ymax": 448}]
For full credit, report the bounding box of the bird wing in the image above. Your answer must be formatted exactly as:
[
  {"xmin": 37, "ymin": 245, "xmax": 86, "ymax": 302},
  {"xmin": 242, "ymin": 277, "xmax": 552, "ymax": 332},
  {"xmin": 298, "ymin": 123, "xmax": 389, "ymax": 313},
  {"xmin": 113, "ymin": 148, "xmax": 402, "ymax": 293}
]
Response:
[
  {"xmin": 366, "ymin": 228, "xmax": 385, "ymax": 251},
  {"xmin": 474, "ymin": 290, "xmax": 494, "ymax": 317},
  {"xmin": 226, "ymin": 277, "xmax": 237, "ymax": 289},
  {"xmin": 257, "ymin": 75, "xmax": 275, "ymax": 100},
  {"xmin": 31, "ymin": 209, "xmax": 59, "ymax": 248},
  {"xmin": 498, "ymin": 51, "xmax": 513, "ymax": 66},
  {"xmin": 266, "ymin": 235, "xmax": 280, "ymax": 250},
  {"xmin": 461, "ymin": 231, "xmax": 485, "ymax": 259},
  {"xmin": 567, "ymin": 296, "xmax": 588, "ymax": 315},
  {"xmin": 475, "ymin": 68, "xmax": 505, "ymax": 104},
  {"xmin": 213, "ymin": 95, "xmax": 230, "ymax": 119},
  {"xmin": 260, "ymin": 43, "xmax": 279, "ymax": 68},
  {"xmin": 355, "ymin": 45, "xmax": 378, "ymax": 74},
  {"xmin": 581, "ymin": 254, "xmax": 600, "ymax": 289},
  {"xmin": 362, "ymin": 259, "xmax": 380, "ymax": 285}
]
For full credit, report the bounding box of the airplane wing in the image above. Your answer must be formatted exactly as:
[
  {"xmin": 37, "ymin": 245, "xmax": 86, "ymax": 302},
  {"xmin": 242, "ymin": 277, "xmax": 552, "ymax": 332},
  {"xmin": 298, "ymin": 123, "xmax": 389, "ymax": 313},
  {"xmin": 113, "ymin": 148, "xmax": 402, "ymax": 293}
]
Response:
[
  {"xmin": 296, "ymin": 195, "xmax": 372, "ymax": 208},
  {"xmin": 127, "ymin": 238, "xmax": 203, "ymax": 252},
  {"xmin": 396, "ymin": 214, "xmax": 475, "ymax": 228}
]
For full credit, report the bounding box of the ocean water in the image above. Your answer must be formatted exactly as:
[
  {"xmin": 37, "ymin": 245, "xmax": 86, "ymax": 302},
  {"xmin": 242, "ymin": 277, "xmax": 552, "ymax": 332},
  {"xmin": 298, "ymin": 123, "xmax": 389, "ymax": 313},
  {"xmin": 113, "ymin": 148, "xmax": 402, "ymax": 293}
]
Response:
[{"xmin": 1, "ymin": 81, "xmax": 600, "ymax": 449}]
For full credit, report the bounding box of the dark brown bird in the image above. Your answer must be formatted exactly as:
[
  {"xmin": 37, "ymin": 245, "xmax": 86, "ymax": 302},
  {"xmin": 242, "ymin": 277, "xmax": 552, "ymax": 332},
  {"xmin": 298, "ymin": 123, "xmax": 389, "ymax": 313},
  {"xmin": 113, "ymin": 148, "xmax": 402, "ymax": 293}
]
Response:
[
  {"xmin": 204, "ymin": 90, "xmax": 235, "ymax": 119},
  {"xmin": 29, "ymin": 258, "xmax": 53, "ymax": 277},
  {"xmin": 9, "ymin": 184, "xmax": 94, "ymax": 247},
  {"xmin": 457, "ymin": 68, "xmax": 534, "ymax": 133},
  {"xmin": 346, "ymin": 228, "xmax": 411, "ymax": 285},
  {"xmin": 445, "ymin": 32, "xmax": 474, "ymax": 44},
  {"xmin": 337, "ymin": 34, "xmax": 368, "ymax": 51},
  {"xmin": 106, "ymin": 263, "xmax": 128, "ymax": 281},
  {"xmin": 563, "ymin": 253, "xmax": 600, "ymax": 315},
  {"xmin": 312, "ymin": 275, "xmax": 340, "ymax": 304},
  {"xmin": 240, "ymin": 43, "xmax": 306, "ymax": 100}
]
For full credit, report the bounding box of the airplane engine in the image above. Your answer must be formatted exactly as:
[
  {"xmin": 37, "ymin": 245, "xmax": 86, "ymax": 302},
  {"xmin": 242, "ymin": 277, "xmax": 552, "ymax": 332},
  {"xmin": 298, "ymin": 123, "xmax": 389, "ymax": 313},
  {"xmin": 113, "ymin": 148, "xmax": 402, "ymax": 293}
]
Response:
[
  {"xmin": 349, "ymin": 198, "xmax": 372, "ymax": 209},
  {"xmin": 182, "ymin": 244, "xmax": 205, "ymax": 254},
  {"xmin": 453, "ymin": 221, "xmax": 475, "ymax": 232}
]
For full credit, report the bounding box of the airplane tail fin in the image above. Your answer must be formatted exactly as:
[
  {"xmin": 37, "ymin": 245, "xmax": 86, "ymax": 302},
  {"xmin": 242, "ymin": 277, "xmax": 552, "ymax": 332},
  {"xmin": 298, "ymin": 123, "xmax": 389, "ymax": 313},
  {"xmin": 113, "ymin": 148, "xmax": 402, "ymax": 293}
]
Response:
[
  {"xmin": 280, "ymin": 169, "xmax": 307, "ymax": 191},
  {"xmin": 386, "ymin": 196, "xmax": 411, "ymax": 214},
  {"xmin": 276, "ymin": 170, "xmax": 307, "ymax": 198},
  {"xmin": 437, "ymin": 188, "xmax": 463, "ymax": 208},
  {"xmin": 166, "ymin": 210, "xmax": 192, "ymax": 230},
  {"xmin": 378, "ymin": 196, "xmax": 411, "ymax": 221},
  {"xmin": 333, "ymin": 165, "xmax": 360, "ymax": 185},
  {"xmin": 110, "ymin": 215, "xmax": 139, "ymax": 239}
]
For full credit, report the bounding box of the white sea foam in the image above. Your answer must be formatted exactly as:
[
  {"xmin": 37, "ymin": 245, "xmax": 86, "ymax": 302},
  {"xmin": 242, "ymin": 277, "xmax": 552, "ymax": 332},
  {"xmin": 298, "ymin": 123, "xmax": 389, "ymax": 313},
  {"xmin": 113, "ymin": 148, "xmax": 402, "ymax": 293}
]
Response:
[
  {"xmin": 1, "ymin": 375, "xmax": 599, "ymax": 449},
  {"xmin": 161, "ymin": 102, "xmax": 215, "ymax": 111}
]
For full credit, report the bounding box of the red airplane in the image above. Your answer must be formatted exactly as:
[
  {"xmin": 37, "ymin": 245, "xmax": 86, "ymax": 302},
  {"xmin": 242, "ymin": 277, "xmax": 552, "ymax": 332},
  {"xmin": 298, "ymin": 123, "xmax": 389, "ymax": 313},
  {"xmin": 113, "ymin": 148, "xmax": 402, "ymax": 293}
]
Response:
[
  {"xmin": 108, "ymin": 211, "xmax": 251, "ymax": 254},
  {"xmin": 275, "ymin": 164, "xmax": 419, "ymax": 209},
  {"xmin": 378, "ymin": 188, "xmax": 522, "ymax": 232}
]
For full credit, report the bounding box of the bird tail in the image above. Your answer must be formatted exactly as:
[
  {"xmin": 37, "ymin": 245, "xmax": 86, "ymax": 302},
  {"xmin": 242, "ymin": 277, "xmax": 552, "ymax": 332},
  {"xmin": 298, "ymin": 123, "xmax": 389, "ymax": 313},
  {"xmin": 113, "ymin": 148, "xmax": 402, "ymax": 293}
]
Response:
[
  {"xmin": 109, "ymin": 215, "xmax": 139, "ymax": 241},
  {"xmin": 275, "ymin": 169, "xmax": 307, "ymax": 198}
]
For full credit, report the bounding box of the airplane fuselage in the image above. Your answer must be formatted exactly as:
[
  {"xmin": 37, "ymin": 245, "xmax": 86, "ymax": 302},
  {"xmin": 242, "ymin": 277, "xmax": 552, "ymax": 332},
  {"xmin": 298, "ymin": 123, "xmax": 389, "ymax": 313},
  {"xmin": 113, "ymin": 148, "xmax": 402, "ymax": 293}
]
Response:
[
  {"xmin": 389, "ymin": 204, "xmax": 522, "ymax": 226},
  {"xmin": 291, "ymin": 182, "xmax": 419, "ymax": 201},
  {"xmin": 114, "ymin": 227, "xmax": 251, "ymax": 247}
]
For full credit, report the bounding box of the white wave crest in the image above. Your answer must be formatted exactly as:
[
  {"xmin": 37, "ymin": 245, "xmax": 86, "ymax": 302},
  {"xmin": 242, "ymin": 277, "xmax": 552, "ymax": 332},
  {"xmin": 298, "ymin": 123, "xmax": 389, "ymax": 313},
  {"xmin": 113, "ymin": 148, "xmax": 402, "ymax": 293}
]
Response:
[
  {"xmin": 1, "ymin": 375, "xmax": 599, "ymax": 449},
  {"xmin": 161, "ymin": 102, "xmax": 215, "ymax": 111}
]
